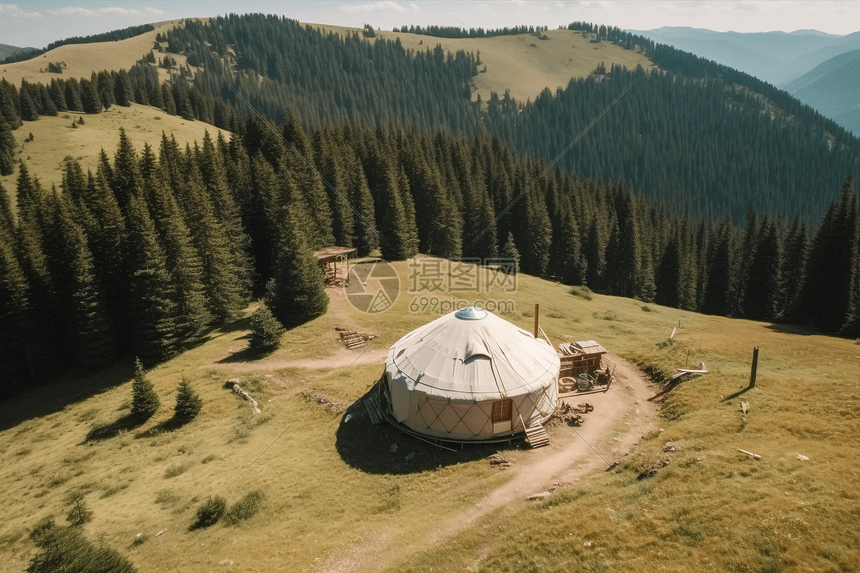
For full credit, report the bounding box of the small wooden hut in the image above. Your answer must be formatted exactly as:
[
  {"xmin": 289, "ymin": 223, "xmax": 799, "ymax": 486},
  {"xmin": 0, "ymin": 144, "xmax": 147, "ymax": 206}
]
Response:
[
  {"xmin": 557, "ymin": 340, "xmax": 607, "ymax": 378},
  {"xmin": 313, "ymin": 246, "xmax": 356, "ymax": 287}
]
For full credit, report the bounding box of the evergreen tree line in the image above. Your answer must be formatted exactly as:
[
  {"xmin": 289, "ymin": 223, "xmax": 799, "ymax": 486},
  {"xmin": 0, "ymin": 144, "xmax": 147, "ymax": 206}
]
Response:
[
  {"xmin": 1, "ymin": 24, "xmax": 155, "ymax": 64},
  {"xmin": 3, "ymin": 111, "xmax": 858, "ymax": 397},
  {"xmin": 155, "ymin": 14, "xmax": 859, "ymax": 224},
  {"xmin": 393, "ymin": 24, "xmax": 548, "ymax": 39}
]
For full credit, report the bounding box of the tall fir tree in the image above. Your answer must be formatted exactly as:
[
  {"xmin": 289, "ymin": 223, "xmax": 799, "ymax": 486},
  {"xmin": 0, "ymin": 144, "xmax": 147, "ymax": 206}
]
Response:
[
  {"xmin": 265, "ymin": 205, "xmax": 329, "ymax": 326},
  {"xmin": 123, "ymin": 193, "xmax": 182, "ymax": 364}
]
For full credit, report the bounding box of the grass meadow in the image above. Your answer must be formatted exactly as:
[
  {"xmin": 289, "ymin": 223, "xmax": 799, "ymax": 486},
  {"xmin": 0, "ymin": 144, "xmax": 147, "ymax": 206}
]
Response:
[
  {"xmin": 0, "ymin": 103, "xmax": 227, "ymax": 206},
  {"xmin": 1, "ymin": 260, "xmax": 858, "ymax": 572}
]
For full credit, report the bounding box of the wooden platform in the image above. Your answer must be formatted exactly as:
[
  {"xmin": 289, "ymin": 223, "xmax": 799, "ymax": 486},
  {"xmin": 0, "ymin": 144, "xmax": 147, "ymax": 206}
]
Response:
[{"xmin": 524, "ymin": 421, "xmax": 550, "ymax": 448}]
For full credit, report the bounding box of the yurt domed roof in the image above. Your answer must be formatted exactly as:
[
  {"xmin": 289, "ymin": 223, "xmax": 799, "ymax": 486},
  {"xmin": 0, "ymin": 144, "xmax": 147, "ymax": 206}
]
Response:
[{"xmin": 385, "ymin": 307, "xmax": 560, "ymax": 401}]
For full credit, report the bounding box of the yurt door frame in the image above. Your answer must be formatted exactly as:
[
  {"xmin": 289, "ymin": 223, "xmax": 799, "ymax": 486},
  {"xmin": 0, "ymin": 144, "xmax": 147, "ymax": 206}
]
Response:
[{"xmin": 491, "ymin": 398, "xmax": 513, "ymax": 435}]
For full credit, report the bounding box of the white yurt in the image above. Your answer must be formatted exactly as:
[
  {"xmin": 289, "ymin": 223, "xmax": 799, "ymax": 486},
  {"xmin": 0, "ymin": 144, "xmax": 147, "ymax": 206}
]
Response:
[{"xmin": 382, "ymin": 306, "xmax": 560, "ymax": 441}]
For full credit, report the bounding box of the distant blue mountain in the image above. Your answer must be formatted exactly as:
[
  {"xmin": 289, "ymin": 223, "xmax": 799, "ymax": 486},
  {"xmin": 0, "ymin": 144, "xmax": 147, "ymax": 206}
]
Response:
[
  {"xmin": 625, "ymin": 26, "xmax": 856, "ymax": 86},
  {"xmin": 784, "ymin": 50, "xmax": 860, "ymax": 136}
]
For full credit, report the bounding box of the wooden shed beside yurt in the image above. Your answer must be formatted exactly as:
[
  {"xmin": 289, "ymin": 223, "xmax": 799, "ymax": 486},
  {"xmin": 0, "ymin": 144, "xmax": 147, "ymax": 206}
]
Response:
[{"xmin": 380, "ymin": 307, "xmax": 560, "ymax": 442}]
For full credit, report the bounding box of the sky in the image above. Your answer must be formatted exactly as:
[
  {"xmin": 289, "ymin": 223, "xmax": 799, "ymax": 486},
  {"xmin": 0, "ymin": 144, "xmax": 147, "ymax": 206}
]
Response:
[{"xmin": 1, "ymin": 1, "xmax": 858, "ymax": 50}]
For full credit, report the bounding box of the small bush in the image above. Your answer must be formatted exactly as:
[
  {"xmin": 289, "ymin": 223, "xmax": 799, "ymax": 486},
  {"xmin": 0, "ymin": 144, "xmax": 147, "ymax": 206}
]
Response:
[
  {"xmin": 592, "ymin": 310, "xmax": 618, "ymax": 321},
  {"xmin": 641, "ymin": 305, "xmax": 652, "ymax": 312},
  {"xmin": 193, "ymin": 496, "xmax": 226, "ymax": 528},
  {"xmin": 65, "ymin": 492, "xmax": 93, "ymax": 526},
  {"xmin": 569, "ymin": 286, "xmax": 593, "ymax": 300},
  {"xmin": 155, "ymin": 489, "xmax": 180, "ymax": 505},
  {"xmin": 223, "ymin": 490, "xmax": 266, "ymax": 526},
  {"xmin": 163, "ymin": 463, "xmax": 189, "ymax": 479},
  {"xmin": 173, "ymin": 378, "xmax": 201, "ymax": 425}
]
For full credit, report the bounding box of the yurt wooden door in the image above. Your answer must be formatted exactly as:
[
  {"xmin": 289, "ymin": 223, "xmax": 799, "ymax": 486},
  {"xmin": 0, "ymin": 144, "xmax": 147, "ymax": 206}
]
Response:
[{"xmin": 492, "ymin": 398, "xmax": 513, "ymax": 435}]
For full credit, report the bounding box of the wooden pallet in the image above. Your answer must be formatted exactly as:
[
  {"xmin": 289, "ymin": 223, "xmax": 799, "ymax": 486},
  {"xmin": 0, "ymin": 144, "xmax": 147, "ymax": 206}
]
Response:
[
  {"xmin": 364, "ymin": 392, "xmax": 384, "ymax": 425},
  {"xmin": 339, "ymin": 331, "xmax": 366, "ymax": 349},
  {"xmin": 524, "ymin": 422, "xmax": 550, "ymax": 448}
]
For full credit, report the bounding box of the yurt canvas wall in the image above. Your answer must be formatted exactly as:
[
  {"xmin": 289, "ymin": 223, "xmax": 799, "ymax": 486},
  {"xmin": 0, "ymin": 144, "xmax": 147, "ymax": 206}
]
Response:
[{"xmin": 383, "ymin": 307, "xmax": 560, "ymax": 441}]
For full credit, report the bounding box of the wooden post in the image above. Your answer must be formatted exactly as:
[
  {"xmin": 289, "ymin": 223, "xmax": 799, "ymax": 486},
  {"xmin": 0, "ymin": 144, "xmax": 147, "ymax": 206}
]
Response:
[
  {"xmin": 749, "ymin": 347, "xmax": 759, "ymax": 388},
  {"xmin": 534, "ymin": 303, "xmax": 540, "ymax": 339}
]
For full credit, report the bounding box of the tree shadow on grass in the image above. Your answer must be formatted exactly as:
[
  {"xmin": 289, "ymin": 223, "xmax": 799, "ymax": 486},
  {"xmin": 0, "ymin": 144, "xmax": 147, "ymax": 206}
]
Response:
[
  {"xmin": 84, "ymin": 413, "xmax": 148, "ymax": 442},
  {"xmin": 0, "ymin": 359, "xmax": 136, "ymax": 433},
  {"xmin": 135, "ymin": 416, "xmax": 192, "ymax": 438},
  {"xmin": 217, "ymin": 345, "xmax": 258, "ymax": 364},
  {"xmin": 335, "ymin": 385, "xmax": 528, "ymax": 475},
  {"xmin": 215, "ymin": 315, "xmax": 253, "ymax": 334}
]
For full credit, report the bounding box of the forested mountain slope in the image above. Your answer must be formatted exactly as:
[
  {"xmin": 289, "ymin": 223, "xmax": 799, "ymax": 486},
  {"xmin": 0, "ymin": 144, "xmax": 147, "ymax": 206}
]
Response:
[{"xmin": 165, "ymin": 14, "xmax": 859, "ymax": 222}]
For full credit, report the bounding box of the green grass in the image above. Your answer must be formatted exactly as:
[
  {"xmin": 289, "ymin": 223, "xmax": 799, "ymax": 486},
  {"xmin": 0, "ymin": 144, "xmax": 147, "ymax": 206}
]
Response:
[{"xmin": 1, "ymin": 260, "xmax": 858, "ymax": 571}]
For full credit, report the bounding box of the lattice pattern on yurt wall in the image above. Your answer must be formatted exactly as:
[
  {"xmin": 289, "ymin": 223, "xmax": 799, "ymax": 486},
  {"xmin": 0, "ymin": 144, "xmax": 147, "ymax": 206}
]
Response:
[{"xmin": 413, "ymin": 385, "xmax": 556, "ymax": 438}]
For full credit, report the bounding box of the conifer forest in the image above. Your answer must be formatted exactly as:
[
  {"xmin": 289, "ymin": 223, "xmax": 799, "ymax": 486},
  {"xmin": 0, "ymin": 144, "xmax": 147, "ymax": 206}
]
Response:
[{"xmin": 1, "ymin": 13, "xmax": 859, "ymax": 396}]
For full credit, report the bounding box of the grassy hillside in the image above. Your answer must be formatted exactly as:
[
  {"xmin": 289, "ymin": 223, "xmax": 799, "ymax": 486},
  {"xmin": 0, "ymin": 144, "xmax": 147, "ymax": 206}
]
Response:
[
  {"xmin": 1, "ymin": 260, "xmax": 857, "ymax": 572},
  {"xmin": 304, "ymin": 23, "xmax": 652, "ymax": 106},
  {"xmin": 0, "ymin": 19, "xmax": 198, "ymax": 85},
  {"xmin": 0, "ymin": 103, "xmax": 227, "ymax": 202},
  {"xmin": 1, "ymin": 18, "xmax": 649, "ymax": 115}
]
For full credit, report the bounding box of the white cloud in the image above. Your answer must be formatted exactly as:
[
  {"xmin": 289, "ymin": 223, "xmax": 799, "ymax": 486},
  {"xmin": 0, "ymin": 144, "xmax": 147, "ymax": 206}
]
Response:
[
  {"xmin": 145, "ymin": 7, "xmax": 165, "ymax": 15},
  {"xmin": 100, "ymin": 7, "xmax": 142, "ymax": 15},
  {"xmin": 341, "ymin": 1, "xmax": 407, "ymax": 13},
  {"xmin": 50, "ymin": 7, "xmax": 97, "ymax": 16},
  {"xmin": 410, "ymin": 2, "xmax": 420, "ymax": 11}
]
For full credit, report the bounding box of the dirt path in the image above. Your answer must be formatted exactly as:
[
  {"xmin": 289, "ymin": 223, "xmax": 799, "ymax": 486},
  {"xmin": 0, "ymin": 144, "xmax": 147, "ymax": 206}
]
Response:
[
  {"xmin": 312, "ymin": 353, "xmax": 658, "ymax": 573},
  {"xmin": 430, "ymin": 353, "xmax": 657, "ymax": 541},
  {"xmin": 207, "ymin": 346, "xmax": 390, "ymax": 373}
]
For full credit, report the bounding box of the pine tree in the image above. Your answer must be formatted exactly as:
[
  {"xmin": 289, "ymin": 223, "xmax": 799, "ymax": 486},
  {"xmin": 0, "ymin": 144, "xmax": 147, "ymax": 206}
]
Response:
[
  {"xmin": 63, "ymin": 78, "xmax": 83, "ymax": 111},
  {"xmin": 0, "ymin": 116, "xmax": 16, "ymax": 176},
  {"xmin": 701, "ymin": 215, "xmax": 736, "ymax": 316},
  {"xmin": 131, "ymin": 357, "xmax": 160, "ymax": 420},
  {"xmin": 802, "ymin": 177, "xmax": 857, "ymax": 331},
  {"xmin": 745, "ymin": 216, "xmax": 783, "ymax": 321},
  {"xmin": 265, "ymin": 205, "xmax": 329, "ymax": 326},
  {"xmin": 401, "ymin": 140, "xmax": 461, "ymax": 259},
  {"xmin": 281, "ymin": 111, "xmax": 334, "ymax": 249},
  {"xmin": 173, "ymin": 378, "xmax": 202, "ymax": 424},
  {"xmin": 175, "ymin": 161, "xmax": 248, "ymax": 323},
  {"xmin": 501, "ymin": 232, "xmax": 520, "ymax": 275},
  {"xmin": 110, "ymin": 128, "xmax": 143, "ymax": 212},
  {"xmin": 19, "ymin": 88, "xmax": 39, "ymax": 121},
  {"xmin": 249, "ymin": 301, "xmax": 285, "ymax": 354},
  {"xmin": 79, "ymin": 79, "xmax": 102, "ymax": 114},
  {"xmin": 14, "ymin": 186, "xmax": 66, "ymax": 380},
  {"xmin": 194, "ymin": 132, "xmax": 254, "ymax": 299},
  {"xmin": 0, "ymin": 221, "xmax": 30, "ymax": 396},
  {"xmin": 144, "ymin": 162, "xmax": 212, "ymax": 347},
  {"xmin": 655, "ymin": 230, "xmax": 681, "ymax": 308},
  {"xmin": 123, "ymin": 194, "xmax": 181, "ymax": 364},
  {"xmin": 604, "ymin": 190, "xmax": 642, "ymax": 298},
  {"xmin": 362, "ymin": 139, "xmax": 417, "ymax": 260},
  {"xmin": 45, "ymin": 193, "xmax": 118, "ymax": 368},
  {"xmin": 113, "ymin": 69, "xmax": 134, "ymax": 106},
  {"xmin": 781, "ymin": 218, "xmax": 808, "ymax": 322}
]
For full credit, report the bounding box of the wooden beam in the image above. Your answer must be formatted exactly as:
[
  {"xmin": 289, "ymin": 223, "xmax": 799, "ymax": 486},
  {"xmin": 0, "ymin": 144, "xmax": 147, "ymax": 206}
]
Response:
[
  {"xmin": 534, "ymin": 303, "xmax": 540, "ymax": 339},
  {"xmin": 749, "ymin": 347, "xmax": 759, "ymax": 388}
]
